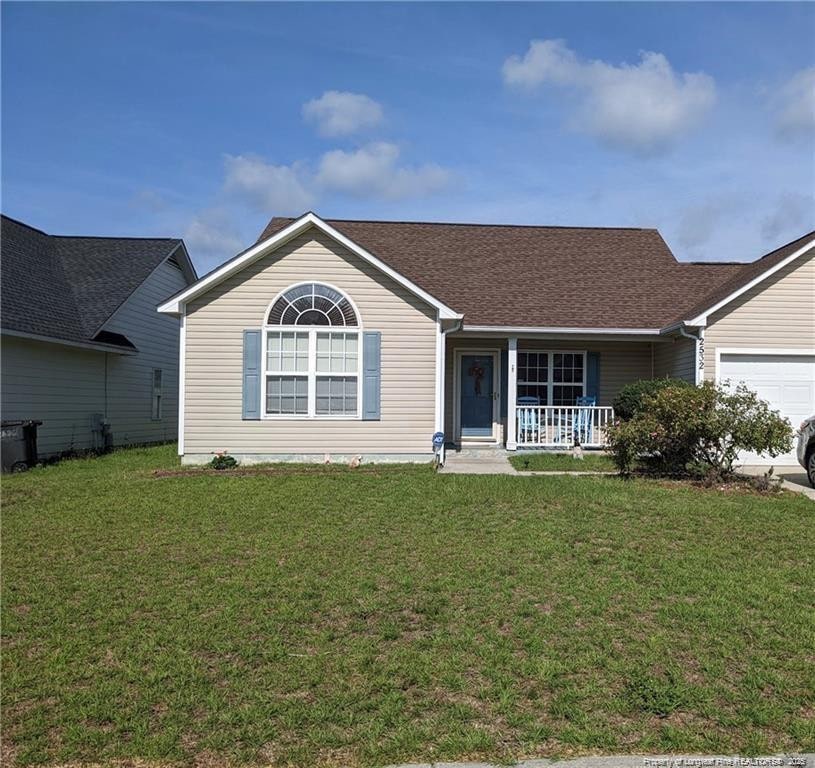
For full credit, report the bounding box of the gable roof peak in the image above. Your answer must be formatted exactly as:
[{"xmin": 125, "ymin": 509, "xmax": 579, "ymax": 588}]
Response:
[{"xmin": 1, "ymin": 213, "xmax": 192, "ymax": 350}]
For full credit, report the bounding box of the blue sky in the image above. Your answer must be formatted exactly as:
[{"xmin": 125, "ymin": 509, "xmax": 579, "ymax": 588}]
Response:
[{"xmin": 2, "ymin": 2, "xmax": 813, "ymax": 273}]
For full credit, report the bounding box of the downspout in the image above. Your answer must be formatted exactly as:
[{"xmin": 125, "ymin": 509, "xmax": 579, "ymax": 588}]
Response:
[
  {"xmin": 678, "ymin": 326, "xmax": 704, "ymax": 385},
  {"xmin": 104, "ymin": 352, "xmax": 109, "ymax": 417},
  {"xmin": 436, "ymin": 317, "xmax": 462, "ymax": 466}
]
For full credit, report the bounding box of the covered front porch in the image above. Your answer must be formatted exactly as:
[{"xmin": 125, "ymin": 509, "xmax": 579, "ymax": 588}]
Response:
[{"xmin": 441, "ymin": 330, "xmax": 697, "ymax": 450}]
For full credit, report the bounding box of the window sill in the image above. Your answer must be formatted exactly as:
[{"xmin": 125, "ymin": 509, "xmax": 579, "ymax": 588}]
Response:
[{"xmin": 261, "ymin": 415, "xmax": 361, "ymax": 421}]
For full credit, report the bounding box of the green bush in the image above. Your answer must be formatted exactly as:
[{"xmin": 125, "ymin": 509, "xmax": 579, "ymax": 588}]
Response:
[
  {"xmin": 210, "ymin": 452, "xmax": 238, "ymax": 470},
  {"xmin": 613, "ymin": 378, "xmax": 693, "ymax": 421},
  {"xmin": 607, "ymin": 381, "xmax": 793, "ymax": 478}
]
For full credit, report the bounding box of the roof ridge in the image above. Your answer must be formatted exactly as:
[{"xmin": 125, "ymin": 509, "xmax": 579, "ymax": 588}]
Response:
[
  {"xmin": 272, "ymin": 215, "xmax": 655, "ymax": 232},
  {"xmin": 685, "ymin": 260, "xmax": 749, "ymax": 266},
  {"xmin": 1, "ymin": 213, "xmax": 180, "ymax": 243},
  {"xmin": 0, "ymin": 213, "xmax": 50, "ymax": 237},
  {"xmin": 52, "ymin": 234, "xmax": 180, "ymax": 242}
]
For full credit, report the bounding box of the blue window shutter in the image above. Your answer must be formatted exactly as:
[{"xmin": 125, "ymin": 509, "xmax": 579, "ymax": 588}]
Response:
[
  {"xmin": 362, "ymin": 331, "xmax": 381, "ymax": 421},
  {"xmin": 242, "ymin": 330, "xmax": 262, "ymax": 420},
  {"xmin": 586, "ymin": 351, "xmax": 600, "ymax": 401}
]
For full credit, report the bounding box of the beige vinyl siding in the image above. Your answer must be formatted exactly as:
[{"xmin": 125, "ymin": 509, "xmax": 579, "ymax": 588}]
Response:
[
  {"xmin": 704, "ymin": 250, "xmax": 815, "ymax": 379},
  {"xmin": 183, "ymin": 227, "xmax": 437, "ymax": 456},
  {"xmin": 653, "ymin": 336, "xmax": 696, "ymax": 382},
  {"xmin": 103, "ymin": 260, "xmax": 188, "ymax": 445},
  {"xmin": 1, "ymin": 336, "xmax": 106, "ymax": 456},
  {"xmin": 444, "ymin": 336, "xmax": 653, "ymax": 438}
]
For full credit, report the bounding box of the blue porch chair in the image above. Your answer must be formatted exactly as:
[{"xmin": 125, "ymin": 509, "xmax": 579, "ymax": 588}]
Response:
[
  {"xmin": 517, "ymin": 396, "xmax": 540, "ymax": 442},
  {"xmin": 573, "ymin": 395, "xmax": 597, "ymax": 445}
]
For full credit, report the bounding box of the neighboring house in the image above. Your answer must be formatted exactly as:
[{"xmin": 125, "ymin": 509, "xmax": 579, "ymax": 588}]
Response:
[
  {"xmin": 158, "ymin": 212, "xmax": 815, "ymax": 466},
  {"xmin": 1, "ymin": 215, "xmax": 197, "ymax": 457}
]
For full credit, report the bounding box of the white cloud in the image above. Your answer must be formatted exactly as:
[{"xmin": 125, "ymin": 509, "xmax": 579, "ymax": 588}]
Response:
[
  {"xmin": 302, "ymin": 90, "xmax": 384, "ymax": 137},
  {"xmin": 222, "ymin": 154, "xmax": 314, "ymax": 214},
  {"xmin": 184, "ymin": 208, "xmax": 245, "ymax": 261},
  {"xmin": 761, "ymin": 192, "xmax": 814, "ymax": 242},
  {"xmin": 503, "ymin": 39, "xmax": 716, "ymax": 153},
  {"xmin": 316, "ymin": 142, "xmax": 450, "ymax": 199},
  {"xmin": 130, "ymin": 189, "xmax": 169, "ymax": 213},
  {"xmin": 677, "ymin": 200, "xmax": 733, "ymax": 254},
  {"xmin": 773, "ymin": 67, "xmax": 815, "ymax": 142}
]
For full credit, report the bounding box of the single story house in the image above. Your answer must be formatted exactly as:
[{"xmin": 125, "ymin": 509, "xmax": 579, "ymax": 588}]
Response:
[
  {"xmin": 1, "ymin": 215, "xmax": 197, "ymax": 457},
  {"xmin": 158, "ymin": 212, "xmax": 814, "ymax": 466}
]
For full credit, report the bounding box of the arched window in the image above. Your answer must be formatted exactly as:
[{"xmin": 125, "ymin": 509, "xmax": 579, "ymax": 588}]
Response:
[
  {"xmin": 263, "ymin": 283, "xmax": 361, "ymax": 418},
  {"xmin": 267, "ymin": 283, "xmax": 358, "ymax": 327}
]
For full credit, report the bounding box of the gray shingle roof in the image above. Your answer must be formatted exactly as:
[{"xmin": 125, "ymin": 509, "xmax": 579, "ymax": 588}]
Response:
[{"xmin": 1, "ymin": 215, "xmax": 183, "ymax": 349}]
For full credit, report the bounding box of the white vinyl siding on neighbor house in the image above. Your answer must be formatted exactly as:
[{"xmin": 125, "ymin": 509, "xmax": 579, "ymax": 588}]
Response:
[
  {"xmin": 103, "ymin": 260, "xmax": 188, "ymax": 445},
  {"xmin": 653, "ymin": 336, "xmax": 696, "ymax": 383},
  {"xmin": 182, "ymin": 227, "xmax": 437, "ymax": 457},
  {"xmin": 0, "ymin": 259, "xmax": 187, "ymax": 457},
  {"xmin": 704, "ymin": 250, "xmax": 815, "ymax": 379},
  {"xmin": 1, "ymin": 336, "xmax": 107, "ymax": 456}
]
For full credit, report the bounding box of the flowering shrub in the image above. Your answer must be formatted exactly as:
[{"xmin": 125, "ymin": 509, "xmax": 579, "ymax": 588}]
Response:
[
  {"xmin": 210, "ymin": 451, "xmax": 238, "ymax": 470},
  {"xmin": 613, "ymin": 377, "xmax": 693, "ymax": 421},
  {"xmin": 607, "ymin": 381, "xmax": 792, "ymax": 478}
]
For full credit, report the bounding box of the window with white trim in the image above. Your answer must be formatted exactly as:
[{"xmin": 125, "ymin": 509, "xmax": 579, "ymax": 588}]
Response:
[
  {"xmin": 263, "ymin": 284, "xmax": 360, "ymax": 418},
  {"xmin": 517, "ymin": 351, "xmax": 585, "ymax": 406},
  {"xmin": 151, "ymin": 369, "xmax": 163, "ymax": 420}
]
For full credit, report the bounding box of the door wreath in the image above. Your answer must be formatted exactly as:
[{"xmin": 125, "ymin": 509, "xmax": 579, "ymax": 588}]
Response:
[{"xmin": 468, "ymin": 361, "xmax": 486, "ymax": 395}]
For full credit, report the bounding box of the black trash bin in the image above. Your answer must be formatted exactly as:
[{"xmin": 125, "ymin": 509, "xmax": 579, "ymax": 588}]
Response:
[{"xmin": 1, "ymin": 420, "xmax": 42, "ymax": 472}]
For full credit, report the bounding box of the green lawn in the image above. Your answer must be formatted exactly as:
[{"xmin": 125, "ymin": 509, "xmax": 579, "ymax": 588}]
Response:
[
  {"xmin": 510, "ymin": 452, "xmax": 617, "ymax": 472},
  {"xmin": 2, "ymin": 445, "xmax": 814, "ymax": 767}
]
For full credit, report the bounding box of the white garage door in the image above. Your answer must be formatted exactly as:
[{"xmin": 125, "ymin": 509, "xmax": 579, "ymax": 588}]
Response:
[{"xmin": 719, "ymin": 352, "xmax": 815, "ymax": 465}]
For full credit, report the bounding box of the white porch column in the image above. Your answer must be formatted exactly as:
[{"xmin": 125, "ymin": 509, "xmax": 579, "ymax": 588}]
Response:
[{"xmin": 507, "ymin": 337, "xmax": 518, "ymax": 450}]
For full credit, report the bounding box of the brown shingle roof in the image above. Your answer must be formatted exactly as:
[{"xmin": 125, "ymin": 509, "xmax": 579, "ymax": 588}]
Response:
[
  {"xmin": 677, "ymin": 229, "xmax": 815, "ymax": 323},
  {"xmin": 257, "ymin": 216, "xmax": 811, "ymax": 329}
]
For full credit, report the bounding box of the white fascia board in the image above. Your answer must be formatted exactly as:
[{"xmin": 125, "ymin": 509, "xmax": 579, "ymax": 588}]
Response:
[
  {"xmin": 461, "ymin": 325, "xmax": 661, "ymax": 336},
  {"xmin": 683, "ymin": 237, "xmax": 815, "ymax": 326},
  {"xmin": 157, "ymin": 212, "xmax": 462, "ymax": 320}
]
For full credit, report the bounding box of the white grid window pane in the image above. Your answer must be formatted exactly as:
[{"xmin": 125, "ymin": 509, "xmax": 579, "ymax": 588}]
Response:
[
  {"xmin": 267, "ymin": 332, "xmax": 308, "ymax": 373},
  {"xmin": 266, "ymin": 376, "xmax": 308, "ymax": 415},
  {"xmin": 553, "ymin": 353, "xmax": 584, "ymax": 387},
  {"xmin": 517, "ymin": 384, "xmax": 548, "ymax": 405},
  {"xmin": 517, "ymin": 351, "xmax": 549, "ymax": 403},
  {"xmin": 553, "ymin": 385, "xmax": 583, "ymax": 407},
  {"xmin": 316, "ymin": 332, "xmax": 358, "ymax": 374},
  {"xmin": 315, "ymin": 376, "xmax": 358, "ymax": 415}
]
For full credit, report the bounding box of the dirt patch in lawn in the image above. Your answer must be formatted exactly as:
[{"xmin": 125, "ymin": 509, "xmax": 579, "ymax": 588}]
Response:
[{"xmin": 151, "ymin": 466, "xmax": 394, "ymax": 479}]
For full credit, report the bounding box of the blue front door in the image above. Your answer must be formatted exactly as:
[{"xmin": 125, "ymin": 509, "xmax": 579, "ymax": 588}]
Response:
[{"xmin": 460, "ymin": 354, "xmax": 495, "ymax": 438}]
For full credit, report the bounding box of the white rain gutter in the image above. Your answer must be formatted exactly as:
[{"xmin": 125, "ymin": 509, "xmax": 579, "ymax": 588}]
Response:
[
  {"xmin": 435, "ymin": 317, "xmax": 463, "ymax": 466},
  {"xmin": 678, "ymin": 326, "xmax": 704, "ymax": 385}
]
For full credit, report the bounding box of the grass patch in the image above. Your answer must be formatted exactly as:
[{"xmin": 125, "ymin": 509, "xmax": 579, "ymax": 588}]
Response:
[
  {"xmin": 510, "ymin": 451, "xmax": 617, "ymax": 472},
  {"xmin": 2, "ymin": 444, "xmax": 814, "ymax": 766}
]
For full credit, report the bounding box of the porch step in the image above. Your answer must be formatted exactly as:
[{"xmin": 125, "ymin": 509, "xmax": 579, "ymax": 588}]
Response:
[
  {"xmin": 447, "ymin": 445, "xmax": 510, "ymax": 459},
  {"xmin": 439, "ymin": 449, "xmax": 518, "ymax": 475}
]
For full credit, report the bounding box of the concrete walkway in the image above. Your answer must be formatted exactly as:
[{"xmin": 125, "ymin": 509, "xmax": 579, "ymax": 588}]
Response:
[
  {"xmin": 439, "ymin": 448, "xmax": 615, "ymax": 477},
  {"xmin": 386, "ymin": 754, "xmax": 814, "ymax": 768}
]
